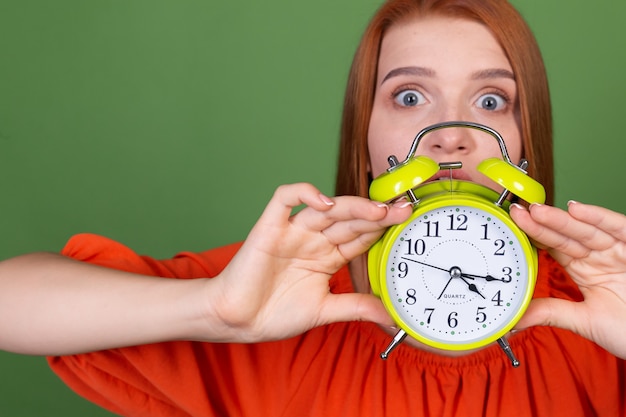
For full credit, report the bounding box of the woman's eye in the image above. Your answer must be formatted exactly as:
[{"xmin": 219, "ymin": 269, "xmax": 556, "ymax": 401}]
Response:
[
  {"xmin": 394, "ymin": 90, "xmax": 425, "ymax": 107},
  {"xmin": 476, "ymin": 93, "xmax": 507, "ymax": 111}
]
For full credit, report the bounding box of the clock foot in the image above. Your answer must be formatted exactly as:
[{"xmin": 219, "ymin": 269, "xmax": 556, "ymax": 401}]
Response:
[
  {"xmin": 380, "ymin": 329, "xmax": 407, "ymax": 360},
  {"xmin": 497, "ymin": 336, "xmax": 520, "ymax": 367}
]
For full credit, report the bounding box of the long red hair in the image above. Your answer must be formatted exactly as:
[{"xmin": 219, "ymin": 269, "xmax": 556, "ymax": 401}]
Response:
[{"xmin": 335, "ymin": 0, "xmax": 554, "ymax": 204}]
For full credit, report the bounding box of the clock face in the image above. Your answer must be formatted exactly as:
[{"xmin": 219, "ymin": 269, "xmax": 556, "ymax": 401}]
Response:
[{"xmin": 383, "ymin": 202, "xmax": 533, "ymax": 349}]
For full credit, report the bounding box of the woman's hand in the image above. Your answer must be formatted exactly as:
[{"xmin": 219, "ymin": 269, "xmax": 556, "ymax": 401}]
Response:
[
  {"xmin": 203, "ymin": 183, "xmax": 412, "ymax": 343},
  {"xmin": 511, "ymin": 201, "xmax": 626, "ymax": 359}
]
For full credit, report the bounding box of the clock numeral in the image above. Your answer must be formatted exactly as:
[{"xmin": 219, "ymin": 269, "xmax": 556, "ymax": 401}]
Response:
[
  {"xmin": 491, "ymin": 290, "xmax": 503, "ymax": 307},
  {"xmin": 424, "ymin": 308, "xmax": 435, "ymax": 324},
  {"xmin": 447, "ymin": 312, "xmax": 459, "ymax": 328},
  {"xmin": 424, "ymin": 221, "xmax": 440, "ymax": 238},
  {"xmin": 405, "ymin": 288, "xmax": 417, "ymax": 305},
  {"xmin": 481, "ymin": 223, "xmax": 490, "ymax": 240},
  {"xmin": 447, "ymin": 214, "xmax": 468, "ymax": 231},
  {"xmin": 475, "ymin": 306, "xmax": 487, "ymax": 323},
  {"xmin": 397, "ymin": 262, "xmax": 409, "ymax": 278},
  {"xmin": 404, "ymin": 239, "xmax": 426, "ymax": 256},
  {"xmin": 502, "ymin": 267, "xmax": 513, "ymax": 283},
  {"xmin": 494, "ymin": 239, "xmax": 506, "ymax": 256}
]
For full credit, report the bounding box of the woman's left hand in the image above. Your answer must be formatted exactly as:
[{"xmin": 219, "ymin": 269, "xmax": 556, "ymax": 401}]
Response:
[{"xmin": 510, "ymin": 201, "xmax": 626, "ymax": 359}]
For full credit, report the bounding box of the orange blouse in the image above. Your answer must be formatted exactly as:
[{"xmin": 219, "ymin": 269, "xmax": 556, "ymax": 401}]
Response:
[{"xmin": 49, "ymin": 233, "xmax": 625, "ymax": 416}]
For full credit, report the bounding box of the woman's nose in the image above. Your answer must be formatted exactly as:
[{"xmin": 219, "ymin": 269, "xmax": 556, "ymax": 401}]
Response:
[{"xmin": 422, "ymin": 125, "xmax": 475, "ymax": 157}]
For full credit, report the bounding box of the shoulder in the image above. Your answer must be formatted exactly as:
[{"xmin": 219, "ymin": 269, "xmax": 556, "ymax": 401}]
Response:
[{"xmin": 61, "ymin": 233, "xmax": 243, "ymax": 278}]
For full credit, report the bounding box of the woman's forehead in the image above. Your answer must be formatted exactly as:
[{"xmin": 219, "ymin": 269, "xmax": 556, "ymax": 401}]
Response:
[{"xmin": 378, "ymin": 16, "xmax": 511, "ymax": 77}]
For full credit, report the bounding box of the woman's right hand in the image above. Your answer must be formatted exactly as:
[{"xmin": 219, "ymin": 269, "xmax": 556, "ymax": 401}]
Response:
[{"xmin": 202, "ymin": 183, "xmax": 413, "ymax": 343}]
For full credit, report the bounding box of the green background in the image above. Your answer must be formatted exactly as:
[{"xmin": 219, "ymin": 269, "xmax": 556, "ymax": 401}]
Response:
[{"xmin": 0, "ymin": 1, "xmax": 624, "ymax": 415}]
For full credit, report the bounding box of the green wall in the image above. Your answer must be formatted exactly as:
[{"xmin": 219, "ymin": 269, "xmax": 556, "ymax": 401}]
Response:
[{"xmin": 0, "ymin": 1, "xmax": 624, "ymax": 415}]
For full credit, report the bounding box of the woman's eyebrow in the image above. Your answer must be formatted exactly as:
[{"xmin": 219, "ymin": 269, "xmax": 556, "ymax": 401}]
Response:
[
  {"xmin": 471, "ymin": 68, "xmax": 515, "ymax": 81},
  {"xmin": 381, "ymin": 66, "xmax": 435, "ymax": 84}
]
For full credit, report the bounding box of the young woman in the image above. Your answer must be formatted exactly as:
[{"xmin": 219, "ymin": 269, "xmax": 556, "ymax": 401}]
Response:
[
  {"xmin": 335, "ymin": 0, "xmax": 626, "ymax": 363},
  {"xmin": 1, "ymin": 0, "xmax": 624, "ymax": 415}
]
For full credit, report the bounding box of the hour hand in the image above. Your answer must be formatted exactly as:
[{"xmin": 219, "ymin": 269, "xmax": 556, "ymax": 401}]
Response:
[
  {"xmin": 449, "ymin": 266, "xmax": 485, "ymax": 298},
  {"xmin": 462, "ymin": 272, "xmax": 509, "ymax": 283},
  {"xmin": 459, "ymin": 277, "xmax": 485, "ymax": 298}
]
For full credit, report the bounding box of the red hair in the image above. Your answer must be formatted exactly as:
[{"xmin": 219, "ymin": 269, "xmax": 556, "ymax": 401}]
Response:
[{"xmin": 335, "ymin": 0, "xmax": 554, "ymax": 204}]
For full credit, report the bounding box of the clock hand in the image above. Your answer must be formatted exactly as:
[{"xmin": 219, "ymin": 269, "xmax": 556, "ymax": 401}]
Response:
[
  {"xmin": 461, "ymin": 272, "xmax": 509, "ymax": 283},
  {"xmin": 437, "ymin": 277, "xmax": 455, "ymax": 300},
  {"xmin": 459, "ymin": 276, "xmax": 485, "ymax": 298},
  {"xmin": 400, "ymin": 257, "xmax": 449, "ymax": 274}
]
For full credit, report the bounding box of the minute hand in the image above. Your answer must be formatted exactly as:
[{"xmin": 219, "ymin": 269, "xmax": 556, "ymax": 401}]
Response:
[{"xmin": 400, "ymin": 257, "xmax": 449, "ymax": 273}]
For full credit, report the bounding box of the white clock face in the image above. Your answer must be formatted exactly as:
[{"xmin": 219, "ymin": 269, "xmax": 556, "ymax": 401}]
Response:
[{"xmin": 385, "ymin": 204, "xmax": 531, "ymax": 348}]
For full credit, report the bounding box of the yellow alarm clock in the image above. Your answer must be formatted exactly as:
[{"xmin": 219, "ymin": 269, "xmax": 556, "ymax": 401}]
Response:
[{"xmin": 368, "ymin": 121, "xmax": 546, "ymax": 367}]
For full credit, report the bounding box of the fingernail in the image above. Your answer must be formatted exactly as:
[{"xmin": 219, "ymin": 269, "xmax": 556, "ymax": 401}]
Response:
[
  {"xmin": 567, "ymin": 200, "xmax": 579, "ymax": 206},
  {"xmin": 529, "ymin": 202, "xmax": 543, "ymax": 209},
  {"xmin": 373, "ymin": 201, "xmax": 388, "ymax": 209},
  {"xmin": 510, "ymin": 203, "xmax": 527, "ymax": 211},
  {"xmin": 393, "ymin": 200, "xmax": 412, "ymax": 209},
  {"xmin": 319, "ymin": 194, "xmax": 334, "ymax": 206}
]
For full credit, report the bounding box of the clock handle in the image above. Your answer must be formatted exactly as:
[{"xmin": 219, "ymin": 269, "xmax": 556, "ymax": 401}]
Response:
[
  {"xmin": 477, "ymin": 158, "xmax": 546, "ymax": 205},
  {"xmin": 402, "ymin": 121, "xmax": 515, "ymax": 165}
]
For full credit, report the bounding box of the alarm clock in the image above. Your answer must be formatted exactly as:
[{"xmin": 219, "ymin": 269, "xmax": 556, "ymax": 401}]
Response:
[{"xmin": 367, "ymin": 121, "xmax": 546, "ymax": 367}]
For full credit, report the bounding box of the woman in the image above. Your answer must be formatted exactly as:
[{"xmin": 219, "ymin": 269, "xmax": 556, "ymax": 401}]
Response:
[
  {"xmin": 336, "ymin": 0, "xmax": 624, "ymax": 360},
  {"xmin": 1, "ymin": 0, "xmax": 624, "ymax": 415}
]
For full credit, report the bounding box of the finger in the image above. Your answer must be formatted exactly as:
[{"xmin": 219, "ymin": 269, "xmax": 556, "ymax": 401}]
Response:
[
  {"xmin": 334, "ymin": 229, "xmax": 389, "ymax": 261},
  {"xmin": 568, "ymin": 201, "xmax": 626, "ymax": 242},
  {"xmin": 258, "ymin": 183, "xmax": 334, "ymax": 227},
  {"xmin": 531, "ymin": 203, "xmax": 620, "ymax": 257},
  {"xmin": 510, "ymin": 204, "xmax": 575, "ymax": 263},
  {"xmin": 318, "ymin": 293, "xmax": 394, "ymax": 327},
  {"xmin": 321, "ymin": 200, "xmax": 413, "ymax": 246},
  {"xmin": 514, "ymin": 297, "xmax": 585, "ymax": 335},
  {"xmin": 293, "ymin": 197, "xmax": 391, "ymax": 232},
  {"xmin": 319, "ymin": 203, "xmax": 413, "ymax": 261},
  {"xmin": 511, "ymin": 203, "xmax": 595, "ymax": 260}
]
